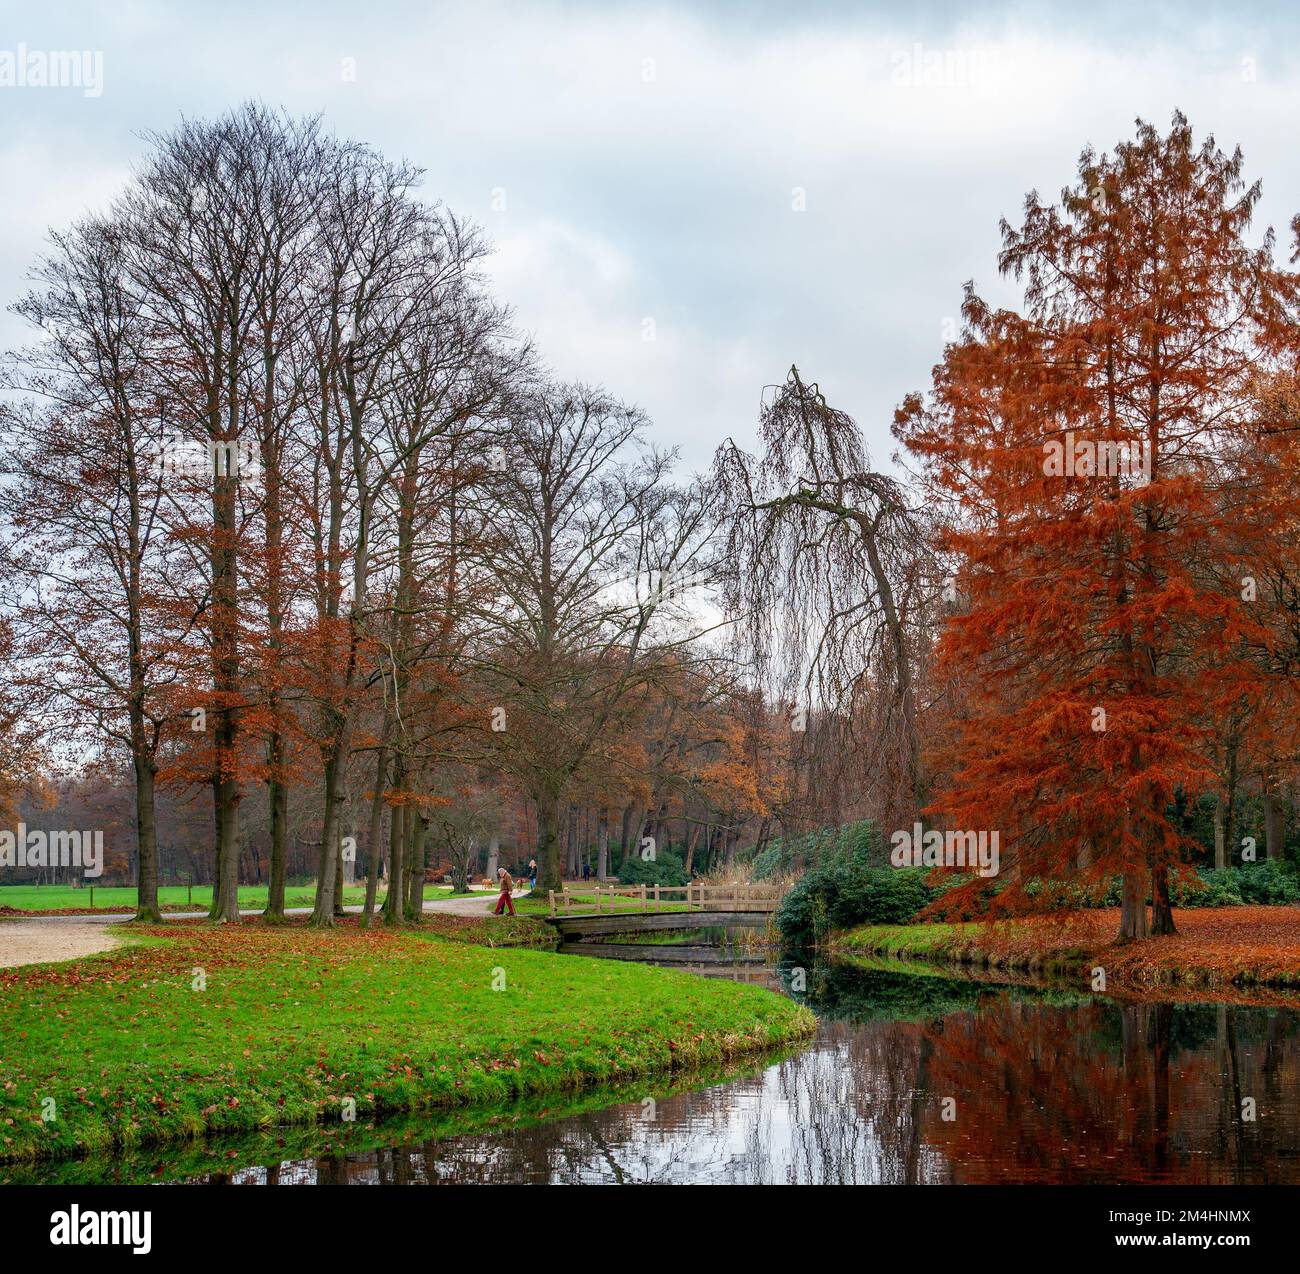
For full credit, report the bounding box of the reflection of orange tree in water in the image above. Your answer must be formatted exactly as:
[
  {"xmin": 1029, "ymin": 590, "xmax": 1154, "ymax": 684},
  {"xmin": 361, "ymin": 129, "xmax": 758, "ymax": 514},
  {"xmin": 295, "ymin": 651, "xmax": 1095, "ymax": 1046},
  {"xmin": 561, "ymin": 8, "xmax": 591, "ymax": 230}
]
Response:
[
  {"xmin": 182, "ymin": 989, "xmax": 1300, "ymax": 1185},
  {"xmin": 917, "ymin": 996, "xmax": 1300, "ymax": 1183}
]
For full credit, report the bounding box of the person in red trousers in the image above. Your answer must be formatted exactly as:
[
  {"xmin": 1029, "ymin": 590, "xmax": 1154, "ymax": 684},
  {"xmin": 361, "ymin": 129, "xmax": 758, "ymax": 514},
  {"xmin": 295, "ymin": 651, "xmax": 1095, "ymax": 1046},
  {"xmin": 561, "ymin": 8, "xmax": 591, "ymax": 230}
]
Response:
[{"xmin": 494, "ymin": 867, "xmax": 515, "ymax": 916}]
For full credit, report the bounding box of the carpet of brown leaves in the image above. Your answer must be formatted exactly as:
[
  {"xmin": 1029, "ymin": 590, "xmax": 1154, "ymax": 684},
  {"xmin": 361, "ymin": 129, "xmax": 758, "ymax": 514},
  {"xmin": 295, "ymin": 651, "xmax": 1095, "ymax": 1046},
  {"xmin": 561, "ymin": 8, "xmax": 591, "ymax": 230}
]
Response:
[{"xmin": 965, "ymin": 906, "xmax": 1300, "ymax": 988}]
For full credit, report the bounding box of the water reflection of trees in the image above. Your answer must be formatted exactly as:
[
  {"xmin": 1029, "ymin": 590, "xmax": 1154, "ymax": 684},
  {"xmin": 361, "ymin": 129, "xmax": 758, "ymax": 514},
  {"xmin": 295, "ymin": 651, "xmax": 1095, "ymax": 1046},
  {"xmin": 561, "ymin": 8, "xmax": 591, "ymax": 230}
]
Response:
[
  {"xmin": 918, "ymin": 997, "xmax": 1300, "ymax": 1183},
  {"xmin": 219, "ymin": 976, "xmax": 1300, "ymax": 1185}
]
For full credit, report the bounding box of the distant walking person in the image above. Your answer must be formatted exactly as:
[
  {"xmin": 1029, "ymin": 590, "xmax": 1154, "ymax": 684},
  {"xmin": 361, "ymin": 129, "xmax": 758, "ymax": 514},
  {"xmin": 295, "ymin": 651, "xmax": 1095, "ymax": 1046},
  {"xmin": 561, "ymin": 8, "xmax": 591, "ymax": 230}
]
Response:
[
  {"xmin": 494, "ymin": 867, "xmax": 516, "ymax": 916},
  {"xmin": 528, "ymin": 858, "xmax": 537, "ymax": 891}
]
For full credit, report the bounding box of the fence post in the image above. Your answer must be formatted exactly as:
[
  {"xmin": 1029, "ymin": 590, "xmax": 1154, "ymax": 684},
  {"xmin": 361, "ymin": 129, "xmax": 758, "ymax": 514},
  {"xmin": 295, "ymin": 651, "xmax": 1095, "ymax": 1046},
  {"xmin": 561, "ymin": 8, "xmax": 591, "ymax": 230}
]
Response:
[
  {"xmin": 653, "ymin": 883, "xmax": 660, "ymax": 906},
  {"xmin": 640, "ymin": 883, "xmax": 647, "ymax": 910},
  {"xmin": 549, "ymin": 889, "xmax": 555, "ymax": 917}
]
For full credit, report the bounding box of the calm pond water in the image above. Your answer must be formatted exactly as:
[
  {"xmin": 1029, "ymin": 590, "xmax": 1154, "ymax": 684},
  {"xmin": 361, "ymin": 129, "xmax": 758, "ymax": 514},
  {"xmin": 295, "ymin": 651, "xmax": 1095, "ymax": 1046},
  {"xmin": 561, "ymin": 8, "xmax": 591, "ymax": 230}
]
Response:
[{"xmin": 12, "ymin": 944, "xmax": 1300, "ymax": 1185}]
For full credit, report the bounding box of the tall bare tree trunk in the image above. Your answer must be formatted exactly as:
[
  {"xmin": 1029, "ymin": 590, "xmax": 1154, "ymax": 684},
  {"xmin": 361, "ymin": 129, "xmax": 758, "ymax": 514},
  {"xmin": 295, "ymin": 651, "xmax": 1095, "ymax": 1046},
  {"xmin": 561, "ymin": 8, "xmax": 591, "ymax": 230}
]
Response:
[
  {"xmin": 382, "ymin": 762, "xmax": 406, "ymax": 925},
  {"xmin": 209, "ymin": 442, "xmax": 243, "ymax": 924},
  {"xmin": 684, "ymin": 821, "xmax": 701, "ymax": 876},
  {"xmin": 1262, "ymin": 771, "xmax": 1282, "ymax": 861},
  {"xmin": 265, "ymin": 766, "xmax": 288, "ymax": 923},
  {"xmin": 332, "ymin": 813, "xmax": 346, "ymax": 917},
  {"xmin": 361, "ymin": 746, "xmax": 389, "ymax": 927},
  {"xmin": 132, "ymin": 756, "xmax": 161, "ymax": 923},
  {"xmin": 1118, "ymin": 866, "xmax": 1150, "ymax": 943},
  {"xmin": 210, "ymin": 772, "xmax": 241, "ymax": 923},
  {"xmin": 535, "ymin": 789, "xmax": 563, "ymax": 894},
  {"xmin": 1149, "ymin": 784, "xmax": 1177, "ymax": 935},
  {"xmin": 618, "ymin": 805, "xmax": 635, "ymax": 874},
  {"xmin": 125, "ymin": 490, "xmax": 161, "ymax": 923},
  {"xmin": 1214, "ymin": 736, "xmax": 1239, "ymax": 869},
  {"xmin": 1150, "ymin": 862, "xmax": 1176, "ymax": 935},
  {"xmin": 262, "ymin": 433, "xmax": 288, "ymax": 924},
  {"xmin": 405, "ymin": 809, "xmax": 426, "ymax": 920},
  {"xmin": 310, "ymin": 745, "xmax": 345, "ymax": 925},
  {"xmin": 597, "ymin": 812, "xmax": 609, "ymax": 881},
  {"xmin": 566, "ymin": 806, "xmax": 578, "ymax": 877}
]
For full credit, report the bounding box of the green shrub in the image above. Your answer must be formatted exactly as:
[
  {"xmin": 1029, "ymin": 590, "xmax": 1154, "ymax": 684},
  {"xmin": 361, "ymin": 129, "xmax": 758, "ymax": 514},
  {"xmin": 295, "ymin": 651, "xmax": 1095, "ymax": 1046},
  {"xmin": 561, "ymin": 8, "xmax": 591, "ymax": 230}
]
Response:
[
  {"xmin": 1171, "ymin": 862, "xmax": 1299, "ymax": 907},
  {"xmin": 1173, "ymin": 868, "xmax": 1244, "ymax": 908},
  {"xmin": 1022, "ymin": 862, "xmax": 1298, "ymax": 910},
  {"xmin": 776, "ymin": 864, "xmax": 931, "ymax": 946},
  {"xmin": 748, "ymin": 837, "xmax": 792, "ymax": 881},
  {"xmin": 616, "ymin": 846, "xmax": 688, "ymax": 887},
  {"xmin": 1234, "ymin": 859, "xmax": 1300, "ymax": 904}
]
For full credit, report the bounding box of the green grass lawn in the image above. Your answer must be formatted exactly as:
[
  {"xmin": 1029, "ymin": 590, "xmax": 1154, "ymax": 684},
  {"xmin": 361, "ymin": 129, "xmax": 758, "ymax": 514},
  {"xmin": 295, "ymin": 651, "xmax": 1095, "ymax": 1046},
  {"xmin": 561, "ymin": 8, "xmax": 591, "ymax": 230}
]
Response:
[
  {"xmin": 0, "ymin": 883, "xmax": 456, "ymax": 913},
  {"xmin": 417, "ymin": 912, "xmax": 559, "ymax": 949},
  {"xmin": 0, "ymin": 919, "xmax": 813, "ymax": 1162},
  {"xmin": 834, "ymin": 922, "xmax": 968, "ymax": 957}
]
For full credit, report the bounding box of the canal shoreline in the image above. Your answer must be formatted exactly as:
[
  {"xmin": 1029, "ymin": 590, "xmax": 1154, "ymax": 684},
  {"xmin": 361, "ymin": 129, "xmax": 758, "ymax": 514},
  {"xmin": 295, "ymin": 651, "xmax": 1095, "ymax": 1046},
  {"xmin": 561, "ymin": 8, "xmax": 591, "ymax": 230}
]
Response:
[
  {"xmin": 16, "ymin": 951, "xmax": 1300, "ymax": 1185},
  {"xmin": 0, "ymin": 919, "xmax": 813, "ymax": 1168},
  {"xmin": 832, "ymin": 906, "xmax": 1300, "ymax": 993},
  {"xmin": 838, "ymin": 950, "xmax": 1300, "ymax": 1009},
  {"xmin": 0, "ymin": 1040, "xmax": 804, "ymax": 1186}
]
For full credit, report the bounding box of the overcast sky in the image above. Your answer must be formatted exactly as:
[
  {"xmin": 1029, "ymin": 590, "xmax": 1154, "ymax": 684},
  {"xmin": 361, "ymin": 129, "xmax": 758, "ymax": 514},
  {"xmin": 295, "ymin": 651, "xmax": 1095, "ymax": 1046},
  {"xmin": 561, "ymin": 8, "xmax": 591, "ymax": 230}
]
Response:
[{"xmin": 2, "ymin": 0, "xmax": 1298, "ymax": 475}]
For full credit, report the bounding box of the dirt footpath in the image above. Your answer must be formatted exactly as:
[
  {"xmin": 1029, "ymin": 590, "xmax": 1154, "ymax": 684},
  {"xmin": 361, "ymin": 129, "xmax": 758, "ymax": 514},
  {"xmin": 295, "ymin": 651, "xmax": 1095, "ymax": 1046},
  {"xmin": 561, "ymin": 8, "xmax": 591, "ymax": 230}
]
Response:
[{"xmin": 0, "ymin": 919, "xmax": 119, "ymax": 968}]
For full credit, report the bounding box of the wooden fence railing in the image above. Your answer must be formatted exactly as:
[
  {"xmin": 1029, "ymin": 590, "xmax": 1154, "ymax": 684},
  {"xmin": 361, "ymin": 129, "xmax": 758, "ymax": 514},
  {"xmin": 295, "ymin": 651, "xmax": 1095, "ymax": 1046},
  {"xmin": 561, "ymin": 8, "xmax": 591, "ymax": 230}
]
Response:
[{"xmin": 548, "ymin": 882, "xmax": 784, "ymax": 917}]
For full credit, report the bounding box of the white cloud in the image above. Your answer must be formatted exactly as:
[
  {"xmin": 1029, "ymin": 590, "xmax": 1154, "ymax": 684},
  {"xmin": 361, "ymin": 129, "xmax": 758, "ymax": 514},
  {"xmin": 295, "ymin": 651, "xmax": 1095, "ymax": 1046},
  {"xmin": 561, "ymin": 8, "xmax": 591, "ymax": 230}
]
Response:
[{"xmin": 2, "ymin": 0, "xmax": 1298, "ymax": 472}]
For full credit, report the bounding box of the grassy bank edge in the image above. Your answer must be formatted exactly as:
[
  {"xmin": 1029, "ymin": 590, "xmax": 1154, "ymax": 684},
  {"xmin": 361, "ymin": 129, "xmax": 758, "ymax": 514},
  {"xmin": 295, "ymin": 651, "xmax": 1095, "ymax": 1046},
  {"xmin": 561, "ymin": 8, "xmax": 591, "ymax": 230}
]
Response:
[
  {"xmin": 0, "ymin": 1044, "xmax": 797, "ymax": 1186},
  {"xmin": 830, "ymin": 920, "xmax": 1300, "ymax": 990},
  {"xmin": 0, "ymin": 922, "xmax": 814, "ymax": 1165}
]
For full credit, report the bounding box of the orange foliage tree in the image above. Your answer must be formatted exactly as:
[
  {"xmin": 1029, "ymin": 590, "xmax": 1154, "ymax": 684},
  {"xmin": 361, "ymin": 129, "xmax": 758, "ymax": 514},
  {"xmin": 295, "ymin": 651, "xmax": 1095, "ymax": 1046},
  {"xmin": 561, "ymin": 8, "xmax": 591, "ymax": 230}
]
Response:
[{"xmin": 896, "ymin": 114, "xmax": 1300, "ymax": 940}]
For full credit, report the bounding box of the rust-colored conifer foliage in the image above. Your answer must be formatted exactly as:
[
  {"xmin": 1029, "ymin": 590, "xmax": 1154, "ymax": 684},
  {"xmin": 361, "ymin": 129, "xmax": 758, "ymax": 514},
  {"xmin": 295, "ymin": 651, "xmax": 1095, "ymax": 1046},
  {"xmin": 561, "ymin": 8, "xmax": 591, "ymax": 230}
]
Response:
[{"xmin": 895, "ymin": 114, "xmax": 1300, "ymax": 939}]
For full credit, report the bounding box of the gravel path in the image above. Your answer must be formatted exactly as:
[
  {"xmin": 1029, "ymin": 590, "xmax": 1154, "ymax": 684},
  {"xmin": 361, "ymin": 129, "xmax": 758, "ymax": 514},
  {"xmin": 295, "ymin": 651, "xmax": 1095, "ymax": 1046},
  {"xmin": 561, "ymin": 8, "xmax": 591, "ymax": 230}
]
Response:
[{"xmin": 0, "ymin": 919, "xmax": 120, "ymax": 968}]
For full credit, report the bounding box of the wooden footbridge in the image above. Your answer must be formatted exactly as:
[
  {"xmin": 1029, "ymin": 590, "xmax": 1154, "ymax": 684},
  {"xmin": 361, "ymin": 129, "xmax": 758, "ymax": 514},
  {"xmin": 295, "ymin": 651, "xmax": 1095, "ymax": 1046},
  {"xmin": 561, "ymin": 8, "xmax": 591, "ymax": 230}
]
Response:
[{"xmin": 545, "ymin": 882, "xmax": 784, "ymax": 942}]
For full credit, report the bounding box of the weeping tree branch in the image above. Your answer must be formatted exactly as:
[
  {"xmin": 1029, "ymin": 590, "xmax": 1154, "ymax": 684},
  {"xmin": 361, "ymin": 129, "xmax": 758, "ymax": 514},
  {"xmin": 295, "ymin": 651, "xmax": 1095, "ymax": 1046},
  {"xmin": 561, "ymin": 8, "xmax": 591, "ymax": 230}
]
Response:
[{"xmin": 713, "ymin": 364, "xmax": 933, "ymax": 828}]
